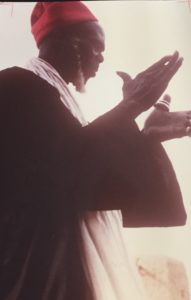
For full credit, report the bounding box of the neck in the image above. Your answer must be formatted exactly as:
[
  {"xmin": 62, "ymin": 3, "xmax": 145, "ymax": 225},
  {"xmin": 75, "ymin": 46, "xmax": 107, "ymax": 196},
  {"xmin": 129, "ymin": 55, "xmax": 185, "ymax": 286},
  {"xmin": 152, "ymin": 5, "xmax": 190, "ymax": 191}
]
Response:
[{"xmin": 38, "ymin": 50, "xmax": 71, "ymax": 84}]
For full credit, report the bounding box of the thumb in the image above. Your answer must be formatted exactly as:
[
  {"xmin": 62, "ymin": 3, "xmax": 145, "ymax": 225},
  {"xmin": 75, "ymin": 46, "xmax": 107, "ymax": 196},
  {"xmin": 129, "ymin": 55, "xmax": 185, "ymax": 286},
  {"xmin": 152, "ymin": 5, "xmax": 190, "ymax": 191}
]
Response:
[
  {"xmin": 154, "ymin": 94, "xmax": 171, "ymax": 112},
  {"xmin": 116, "ymin": 71, "xmax": 132, "ymax": 83}
]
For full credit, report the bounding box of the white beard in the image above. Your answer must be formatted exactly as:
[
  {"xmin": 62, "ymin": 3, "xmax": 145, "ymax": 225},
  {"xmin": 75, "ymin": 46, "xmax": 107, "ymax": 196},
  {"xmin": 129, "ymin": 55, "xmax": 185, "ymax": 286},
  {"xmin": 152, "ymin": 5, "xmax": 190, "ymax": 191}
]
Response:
[{"xmin": 74, "ymin": 67, "xmax": 86, "ymax": 93}]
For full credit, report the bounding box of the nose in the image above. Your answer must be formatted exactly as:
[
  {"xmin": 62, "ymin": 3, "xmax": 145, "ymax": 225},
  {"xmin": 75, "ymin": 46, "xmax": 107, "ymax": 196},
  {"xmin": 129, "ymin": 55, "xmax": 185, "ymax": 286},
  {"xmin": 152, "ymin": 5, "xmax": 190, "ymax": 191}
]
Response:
[{"xmin": 97, "ymin": 52, "xmax": 104, "ymax": 63}]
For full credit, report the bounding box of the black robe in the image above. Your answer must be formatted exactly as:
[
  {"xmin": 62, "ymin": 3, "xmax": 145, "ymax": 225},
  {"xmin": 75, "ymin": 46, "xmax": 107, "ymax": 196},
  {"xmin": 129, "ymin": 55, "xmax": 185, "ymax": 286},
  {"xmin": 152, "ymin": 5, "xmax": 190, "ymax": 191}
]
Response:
[{"xmin": 0, "ymin": 67, "xmax": 186, "ymax": 299}]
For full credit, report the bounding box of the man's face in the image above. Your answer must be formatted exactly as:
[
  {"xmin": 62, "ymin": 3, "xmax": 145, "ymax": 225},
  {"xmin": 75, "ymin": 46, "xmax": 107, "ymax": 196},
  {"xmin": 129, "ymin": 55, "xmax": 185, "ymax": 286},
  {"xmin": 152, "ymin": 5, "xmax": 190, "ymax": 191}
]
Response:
[
  {"xmin": 78, "ymin": 22, "xmax": 105, "ymax": 82},
  {"xmin": 47, "ymin": 21, "xmax": 105, "ymax": 86}
]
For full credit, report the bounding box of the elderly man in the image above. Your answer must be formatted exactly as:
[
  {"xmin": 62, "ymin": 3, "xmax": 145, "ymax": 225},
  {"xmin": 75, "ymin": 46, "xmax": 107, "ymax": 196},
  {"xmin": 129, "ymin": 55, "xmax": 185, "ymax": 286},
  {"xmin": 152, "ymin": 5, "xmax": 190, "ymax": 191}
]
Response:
[{"xmin": 0, "ymin": 2, "xmax": 190, "ymax": 300}]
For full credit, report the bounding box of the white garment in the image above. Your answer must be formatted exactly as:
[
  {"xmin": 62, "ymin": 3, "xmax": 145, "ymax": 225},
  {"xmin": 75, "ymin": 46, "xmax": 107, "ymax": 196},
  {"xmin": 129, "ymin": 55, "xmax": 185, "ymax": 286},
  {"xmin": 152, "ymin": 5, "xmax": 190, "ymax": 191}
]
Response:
[
  {"xmin": 25, "ymin": 57, "xmax": 88, "ymax": 127},
  {"xmin": 25, "ymin": 57, "xmax": 146, "ymax": 300}
]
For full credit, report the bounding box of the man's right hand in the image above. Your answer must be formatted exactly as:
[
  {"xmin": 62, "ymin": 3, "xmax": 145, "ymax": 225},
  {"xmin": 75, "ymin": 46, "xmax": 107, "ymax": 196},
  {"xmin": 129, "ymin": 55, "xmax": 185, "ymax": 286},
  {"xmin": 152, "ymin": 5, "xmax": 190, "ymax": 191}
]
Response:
[{"xmin": 117, "ymin": 51, "xmax": 183, "ymax": 118}]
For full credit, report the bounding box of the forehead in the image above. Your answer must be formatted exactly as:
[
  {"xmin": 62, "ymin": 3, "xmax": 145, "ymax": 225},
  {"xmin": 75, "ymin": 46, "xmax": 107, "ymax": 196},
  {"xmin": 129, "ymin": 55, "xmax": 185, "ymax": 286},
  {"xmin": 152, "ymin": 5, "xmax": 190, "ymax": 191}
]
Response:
[
  {"xmin": 80, "ymin": 22, "xmax": 104, "ymax": 39},
  {"xmin": 78, "ymin": 21, "xmax": 105, "ymax": 50}
]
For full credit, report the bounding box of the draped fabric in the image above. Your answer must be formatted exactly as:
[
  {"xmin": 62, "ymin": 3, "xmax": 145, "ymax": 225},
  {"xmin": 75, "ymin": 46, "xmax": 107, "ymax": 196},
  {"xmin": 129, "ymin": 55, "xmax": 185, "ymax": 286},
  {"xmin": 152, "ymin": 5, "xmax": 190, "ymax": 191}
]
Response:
[
  {"xmin": 25, "ymin": 57, "xmax": 88, "ymax": 126},
  {"xmin": 0, "ymin": 62, "xmax": 185, "ymax": 299},
  {"xmin": 26, "ymin": 57, "xmax": 146, "ymax": 300},
  {"xmin": 80, "ymin": 210, "xmax": 146, "ymax": 300}
]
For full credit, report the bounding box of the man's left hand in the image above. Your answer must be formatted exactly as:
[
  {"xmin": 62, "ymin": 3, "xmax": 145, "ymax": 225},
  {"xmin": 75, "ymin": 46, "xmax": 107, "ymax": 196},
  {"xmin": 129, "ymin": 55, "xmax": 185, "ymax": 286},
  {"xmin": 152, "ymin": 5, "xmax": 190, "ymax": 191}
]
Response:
[{"xmin": 143, "ymin": 96, "xmax": 191, "ymax": 142}]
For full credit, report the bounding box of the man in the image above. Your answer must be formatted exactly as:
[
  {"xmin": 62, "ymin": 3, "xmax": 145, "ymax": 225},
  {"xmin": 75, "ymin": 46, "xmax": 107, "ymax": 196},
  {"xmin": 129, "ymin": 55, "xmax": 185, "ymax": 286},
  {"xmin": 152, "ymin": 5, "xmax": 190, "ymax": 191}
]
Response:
[{"xmin": 0, "ymin": 2, "xmax": 190, "ymax": 300}]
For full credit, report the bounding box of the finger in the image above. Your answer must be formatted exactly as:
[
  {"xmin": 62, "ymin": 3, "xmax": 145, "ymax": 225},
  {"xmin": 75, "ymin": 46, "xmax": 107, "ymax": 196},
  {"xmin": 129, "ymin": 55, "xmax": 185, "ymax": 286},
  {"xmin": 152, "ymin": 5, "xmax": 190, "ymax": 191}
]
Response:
[
  {"xmin": 162, "ymin": 94, "xmax": 171, "ymax": 106},
  {"xmin": 155, "ymin": 57, "xmax": 183, "ymax": 88},
  {"xmin": 170, "ymin": 112, "xmax": 191, "ymax": 136},
  {"xmin": 162, "ymin": 51, "xmax": 180, "ymax": 72},
  {"xmin": 164, "ymin": 57, "xmax": 183, "ymax": 81},
  {"xmin": 185, "ymin": 118, "xmax": 191, "ymax": 126},
  {"xmin": 149, "ymin": 52, "xmax": 180, "ymax": 80},
  {"xmin": 136, "ymin": 52, "xmax": 180, "ymax": 86},
  {"xmin": 163, "ymin": 94, "xmax": 171, "ymax": 103},
  {"xmin": 186, "ymin": 126, "xmax": 191, "ymax": 137},
  {"xmin": 167, "ymin": 51, "xmax": 179, "ymax": 67},
  {"xmin": 116, "ymin": 71, "xmax": 132, "ymax": 83},
  {"xmin": 145, "ymin": 51, "xmax": 179, "ymax": 74},
  {"xmin": 186, "ymin": 111, "xmax": 191, "ymax": 118},
  {"xmin": 173, "ymin": 110, "xmax": 191, "ymax": 116},
  {"xmin": 154, "ymin": 94, "xmax": 171, "ymax": 112},
  {"xmin": 153, "ymin": 52, "xmax": 180, "ymax": 77},
  {"xmin": 145, "ymin": 55, "xmax": 173, "ymax": 74}
]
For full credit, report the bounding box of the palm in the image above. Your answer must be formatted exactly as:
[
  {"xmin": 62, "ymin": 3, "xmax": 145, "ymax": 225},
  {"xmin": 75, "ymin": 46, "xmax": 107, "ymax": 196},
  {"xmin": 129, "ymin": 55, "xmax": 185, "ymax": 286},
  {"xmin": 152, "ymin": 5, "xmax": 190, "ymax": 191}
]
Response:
[
  {"xmin": 144, "ymin": 107, "xmax": 191, "ymax": 142},
  {"xmin": 117, "ymin": 51, "xmax": 183, "ymax": 114}
]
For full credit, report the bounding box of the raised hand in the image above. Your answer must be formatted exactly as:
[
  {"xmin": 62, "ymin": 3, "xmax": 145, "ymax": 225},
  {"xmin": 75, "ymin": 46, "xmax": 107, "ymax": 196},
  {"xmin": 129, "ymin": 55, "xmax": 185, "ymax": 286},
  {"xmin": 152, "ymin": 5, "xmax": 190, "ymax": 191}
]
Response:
[
  {"xmin": 117, "ymin": 51, "xmax": 183, "ymax": 118},
  {"xmin": 143, "ymin": 95, "xmax": 191, "ymax": 142}
]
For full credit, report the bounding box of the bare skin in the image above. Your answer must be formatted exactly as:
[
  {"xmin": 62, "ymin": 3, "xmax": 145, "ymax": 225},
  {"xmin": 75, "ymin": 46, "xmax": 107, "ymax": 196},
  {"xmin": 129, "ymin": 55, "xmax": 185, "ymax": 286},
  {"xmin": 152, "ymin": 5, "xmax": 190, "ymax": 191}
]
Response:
[
  {"xmin": 143, "ymin": 95, "xmax": 191, "ymax": 142},
  {"xmin": 38, "ymin": 21, "xmax": 105, "ymax": 87},
  {"xmin": 117, "ymin": 51, "xmax": 183, "ymax": 118},
  {"xmin": 39, "ymin": 22, "xmax": 190, "ymax": 141},
  {"xmin": 117, "ymin": 51, "xmax": 191, "ymax": 141}
]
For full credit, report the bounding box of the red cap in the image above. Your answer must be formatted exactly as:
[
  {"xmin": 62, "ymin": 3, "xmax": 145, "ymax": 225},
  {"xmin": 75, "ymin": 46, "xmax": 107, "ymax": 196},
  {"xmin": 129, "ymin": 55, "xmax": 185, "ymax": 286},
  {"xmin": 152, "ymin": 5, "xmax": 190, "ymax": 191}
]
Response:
[{"xmin": 31, "ymin": 2, "xmax": 98, "ymax": 46}]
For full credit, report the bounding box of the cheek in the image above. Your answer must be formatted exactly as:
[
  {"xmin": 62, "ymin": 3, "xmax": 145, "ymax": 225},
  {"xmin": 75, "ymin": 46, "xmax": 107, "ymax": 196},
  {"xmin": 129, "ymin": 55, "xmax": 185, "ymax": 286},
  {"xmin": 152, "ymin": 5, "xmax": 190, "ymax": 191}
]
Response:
[
  {"xmin": 80, "ymin": 46, "xmax": 94, "ymax": 65},
  {"xmin": 81, "ymin": 56, "xmax": 94, "ymax": 76}
]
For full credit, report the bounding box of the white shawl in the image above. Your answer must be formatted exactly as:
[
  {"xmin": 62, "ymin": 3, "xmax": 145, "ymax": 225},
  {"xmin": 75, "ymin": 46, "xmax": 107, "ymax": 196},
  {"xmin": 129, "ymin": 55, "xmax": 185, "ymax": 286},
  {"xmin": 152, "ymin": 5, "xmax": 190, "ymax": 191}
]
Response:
[{"xmin": 26, "ymin": 57, "xmax": 88, "ymax": 127}]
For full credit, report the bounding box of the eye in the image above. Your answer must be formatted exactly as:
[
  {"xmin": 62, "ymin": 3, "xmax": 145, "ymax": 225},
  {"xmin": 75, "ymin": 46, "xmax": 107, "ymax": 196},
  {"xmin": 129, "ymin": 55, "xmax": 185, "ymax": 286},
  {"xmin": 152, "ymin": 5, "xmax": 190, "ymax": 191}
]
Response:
[
  {"xmin": 75, "ymin": 38, "xmax": 104, "ymax": 59},
  {"xmin": 90, "ymin": 41, "xmax": 105, "ymax": 56},
  {"xmin": 91, "ymin": 47, "xmax": 101, "ymax": 56}
]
